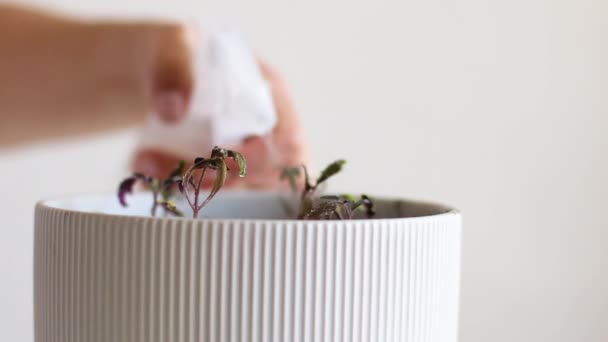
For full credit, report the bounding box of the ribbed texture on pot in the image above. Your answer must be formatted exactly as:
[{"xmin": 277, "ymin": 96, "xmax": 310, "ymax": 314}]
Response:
[{"xmin": 34, "ymin": 207, "xmax": 461, "ymax": 342}]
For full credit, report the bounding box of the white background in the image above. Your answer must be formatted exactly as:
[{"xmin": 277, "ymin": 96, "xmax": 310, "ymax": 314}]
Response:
[{"xmin": 1, "ymin": 0, "xmax": 607, "ymax": 341}]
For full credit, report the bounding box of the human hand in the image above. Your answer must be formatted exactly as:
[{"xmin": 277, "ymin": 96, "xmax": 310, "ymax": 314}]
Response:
[
  {"xmin": 0, "ymin": 5, "xmax": 306, "ymax": 170},
  {"xmin": 0, "ymin": 7, "xmax": 197, "ymax": 145},
  {"xmin": 133, "ymin": 26, "xmax": 307, "ymax": 189}
]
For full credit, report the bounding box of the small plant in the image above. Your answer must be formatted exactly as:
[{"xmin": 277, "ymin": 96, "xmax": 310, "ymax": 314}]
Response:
[
  {"xmin": 304, "ymin": 194, "xmax": 375, "ymax": 220},
  {"xmin": 118, "ymin": 146, "xmax": 246, "ymax": 218},
  {"xmin": 178, "ymin": 146, "xmax": 247, "ymax": 218},
  {"xmin": 118, "ymin": 161, "xmax": 185, "ymax": 217},
  {"xmin": 118, "ymin": 148, "xmax": 371, "ymax": 220},
  {"xmin": 281, "ymin": 160, "xmax": 375, "ymax": 220}
]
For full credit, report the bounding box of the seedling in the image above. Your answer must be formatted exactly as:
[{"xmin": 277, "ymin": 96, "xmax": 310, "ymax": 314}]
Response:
[
  {"xmin": 281, "ymin": 160, "xmax": 375, "ymax": 220},
  {"xmin": 118, "ymin": 161, "xmax": 185, "ymax": 217},
  {"xmin": 118, "ymin": 146, "xmax": 246, "ymax": 218},
  {"xmin": 118, "ymin": 149, "xmax": 371, "ymax": 220},
  {"xmin": 305, "ymin": 194, "xmax": 375, "ymax": 220},
  {"xmin": 179, "ymin": 146, "xmax": 247, "ymax": 218}
]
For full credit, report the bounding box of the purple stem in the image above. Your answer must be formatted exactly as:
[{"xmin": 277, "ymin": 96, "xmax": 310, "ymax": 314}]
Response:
[
  {"xmin": 192, "ymin": 167, "xmax": 208, "ymax": 219},
  {"xmin": 193, "ymin": 186, "xmax": 199, "ymax": 218},
  {"xmin": 183, "ymin": 187, "xmax": 194, "ymax": 213}
]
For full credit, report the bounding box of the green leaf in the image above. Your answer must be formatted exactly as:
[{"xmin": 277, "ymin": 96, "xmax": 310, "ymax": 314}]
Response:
[
  {"xmin": 212, "ymin": 159, "xmax": 228, "ymax": 194},
  {"xmin": 351, "ymin": 194, "xmax": 375, "ymax": 218},
  {"xmin": 227, "ymin": 150, "xmax": 247, "ymax": 177},
  {"xmin": 181, "ymin": 157, "xmax": 213, "ymax": 190},
  {"xmin": 316, "ymin": 159, "xmax": 346, "ymax": 185},
  {"xmin": 168, "ymin": 160, "xmax": 185, "ymax": 179},
  {"xmin": 198, "ymin": 158, "xmax": 227, "ymax": 210},
  {"xmin": 150, "ymin": 178, "xmax": 161, "ymax": 192},
  {"xmin": 211, "ymin": 146, "xmax": 228, "ymax": 158},
  {"xmin": 161, "ymin": 173, "xmax": 182, "ymax": 200},
  {"xmin": 157, "ymin": 200, "xmax": 183, "ymax": 217}
]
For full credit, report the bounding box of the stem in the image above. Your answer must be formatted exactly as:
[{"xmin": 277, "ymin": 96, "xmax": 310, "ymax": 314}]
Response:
[
  {"xmin": 198, "ymin": 168, "xmax": 215, "ymax": 210},
  {"xmin": 341, "ymin": 202, "xmax": 352, "ymax": 219},
  {"xmin": 298, "ymin": 190, "xmax": 314, "ymax": 218},
  {"xmin": 191, "ymin": 167, "xmax": 208, "ymax": 219},
  {"xmin": 183, "ymin": 189, "xmax": 194, "ymax": 214},
  {"xmin": 151, "ymin": 191, "xmax": 158, "ymax": 216},
  {"xmin": 333, "ymin": 209, "xmax": 343, "ymax": 220},
  {"xmin": 193, "ymin": 184, "xmax": 199, "ymax": 218},
  {"xmin": 197, "ymin": 177, "xmax": 215, "ymax": 211},
  {"xmin": 197, "ymin": 193, "xmax": 214, "ymax": 212}
]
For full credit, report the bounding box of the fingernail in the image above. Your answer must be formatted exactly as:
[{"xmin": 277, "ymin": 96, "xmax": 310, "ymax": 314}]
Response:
[{"xmin": 154, "ymin": 91, "xmax": 186, "ymax": 122}]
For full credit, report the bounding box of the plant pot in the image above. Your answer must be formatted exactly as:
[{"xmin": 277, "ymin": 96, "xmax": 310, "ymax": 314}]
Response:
[{"xmin": 34, "ymin": 191, "xmax": 461, "ymax": 342}]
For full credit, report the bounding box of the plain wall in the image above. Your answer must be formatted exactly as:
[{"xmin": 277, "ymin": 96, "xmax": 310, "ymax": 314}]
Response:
[{"xmin": 1, "ymin": 0, "xmax": 607, "ymax": 341}]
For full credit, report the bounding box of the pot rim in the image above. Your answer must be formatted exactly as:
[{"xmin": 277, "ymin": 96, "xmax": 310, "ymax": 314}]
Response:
[{"xmin": 36, "ymin": 190, "xmax": 460, "ymax": 224}]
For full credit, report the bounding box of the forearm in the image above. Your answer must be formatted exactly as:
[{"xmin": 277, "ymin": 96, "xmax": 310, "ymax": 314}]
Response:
[{"xmin": 0, "ymin": 5, "xmax": 182, "ymax": 146}]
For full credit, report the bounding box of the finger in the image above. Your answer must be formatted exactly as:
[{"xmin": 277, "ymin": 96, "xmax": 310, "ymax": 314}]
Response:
[{"xmin": 150, "ymin": 25, "xmax": 194, "ymax": 123}]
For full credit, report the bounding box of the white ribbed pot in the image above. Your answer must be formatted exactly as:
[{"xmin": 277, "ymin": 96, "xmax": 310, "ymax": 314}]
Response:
[{"xmin": 34, "ymin": 191, "xmax": 461, "ymax": 342}]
